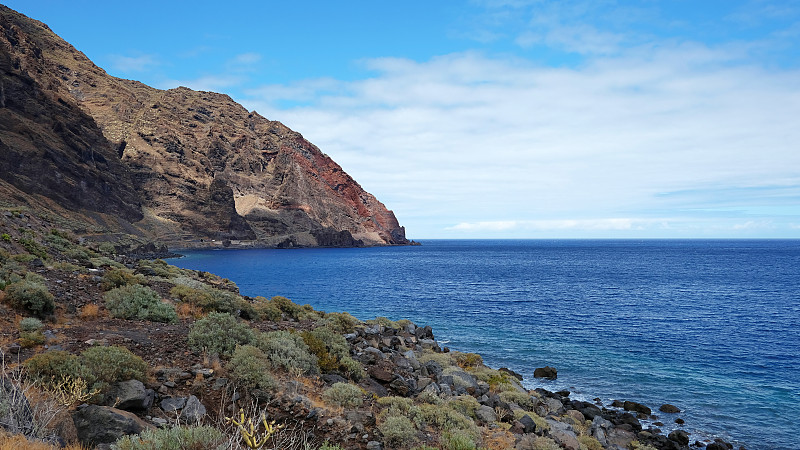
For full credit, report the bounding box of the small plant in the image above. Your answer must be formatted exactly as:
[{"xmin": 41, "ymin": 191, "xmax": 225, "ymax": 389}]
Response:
[
  {"xmin": 251, "ymin": 296, "xmax": 282, "ymax": 321},
  {"xmin": 578, "ymin": 435, "xmax": 604, "ymax": 450},
  {"xmin": 228, "ymin": 345, "xmax": 276, "ymax": 393},
  {"xmin": 1, "ymin": 233, "xmax": 11, "ymax": 242},
  {"xmin": 454, "ymin": 352, "xmax": 483, "ymax": 369},
  {"xmin": 4, "ymin": 275, "xmax": 55, "ymax": 316},
  {"xmin": 499, "ymin": 390, "xmax": 536, "ymax": 411},
  {"xmin": 301, "ymin": 328, "xmax": 362, "ymax": 380},
  {"xmin": 104, "ymin": 284, "xmax": 177, "ymax": 323},
  {"xmin": 19, "ymin": 238, "xmax": 48, "ymax": 259},
  {"xmin": 42, "ymin": 375, "xmax": 101, "ymax": 407},
  {"xmin": 378, "ymin": 415, "xmax": 417, "ymax": 448},
  {"xmin": 188, "ymin": 312, "xmax": 255, "ymax": 356},
  {"xmin": 101, "ymin": 268, "xmax": 146, "ymax": 291},
  {"xmin": 256, "ymin": 330, "xmax": 318, "ymax": 375},
  {"xmin": 319, "ymin": 311, "xmax": 359, "ymax": 333},
  {"xmin": 323, "ymin": 382, "xmax": 364, "ymax": 408},
  {"xmin": 80, "ymin": 345, "xmax": 148, "ymax": 387},
  {"xmin": 79, "ymin": 303, "xmax": 100, "ymax": 319},
  {"xmin": 111, "ymin": 424, "xmax": 226, "ymax": 450},
  {"xmin": 18, "ymin": 317, "xmax": 45, "ymax": 347},
  {"xmin": 441, "ymin": 430, "xmax": 477, "ymax": 450},
  {"xmin": 226, "ymin": 411, "xmax": 285, "ymax": 449}
]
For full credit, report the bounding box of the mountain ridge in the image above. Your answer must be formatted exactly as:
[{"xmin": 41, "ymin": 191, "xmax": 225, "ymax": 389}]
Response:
[{"xmin": 0, "ymin": 4, "xmax": 408, "ymax": 248}]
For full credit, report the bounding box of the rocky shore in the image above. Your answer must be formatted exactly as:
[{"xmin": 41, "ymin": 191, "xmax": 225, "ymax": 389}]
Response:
[{"xmin": 0, "ymin": 209, "xmax": 743, "ymax": 449}]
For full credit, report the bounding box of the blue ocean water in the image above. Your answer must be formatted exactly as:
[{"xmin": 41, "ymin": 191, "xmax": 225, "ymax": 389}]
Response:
[{"xmin": 169, "ymin": 240, "xmax": 800, "ymax": 449}]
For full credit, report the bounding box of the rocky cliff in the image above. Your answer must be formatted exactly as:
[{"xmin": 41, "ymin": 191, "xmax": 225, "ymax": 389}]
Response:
[{"xmin": 0, "ymin": 5, "xmax": 407, "ymax": 247}]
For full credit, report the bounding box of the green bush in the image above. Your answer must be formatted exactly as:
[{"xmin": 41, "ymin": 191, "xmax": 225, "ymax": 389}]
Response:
[
  {"xmin": 256, "ymin": 330, "xmax": 318, "ymax": 375},
  {"xmin": 252, "ymin": 296, "xmax": 282, "ymax": 321},
  {"xmin": 301, "ymin": 328, "xmax": 361, "ymax": 379},
  {"xmin": 102, "ymin": 268, "xmax": 147, "ymax": 291},
  {"xmin": 169, "ymin": 285, "xmax": 241, "ymax": 315},
  {"xmin": 81, "ymin": 345, "xmax": 148, "ymax": 385},
  {"xmin": 228, "ymin": 345, "xmax": 276, "ymax": 392},
  {"xmin": 24, "ymin": 350, "xmax": 94, "ymax": 385},
  {"xmin": 320, "ymin": 311, "xmax": 359, "ymax": 333},
  {"xmin": 97, "ymin": 242, "xmax": 117, "ymax": 255},
  {"xmin": 104, "ymin": 284, "xmax": 177, "ymax": 323},
  {"xmin": 111, "ymin": 425, "xmax": 226, "ymax": 450},
  {"xmin": 18, "ymin": 317, "xmax": 45, "ymax": 347},
  {"xmin": 4, "ymin": 276, "xmax": 55, "ymax": 316},
  {"xmin": 135, "ymin": 259, "xmax": 176, "ymax": 278},
  {"xmin": 65, "ymin": 247, "xmax": 91, "ymax": 262},
  {"xmin": 19, "ymin": 238, "xmax": 47, "ymax": 259},
  {"xmin": 45, "ymin": 232, "xmax": 74, "ymax": 252},
  {"xmin": 447, "ymin": 396, "xmax": 480, "ymax": 419},
  {"xmin": 416, "ymin": 404, "xmax": 475, "ymax": 433},
  {"xmin": 323, "ymin": 382, "xmax": 364, "ymax": 408},
  {"xmin": 1, "ymin": 233, "xmax": 10, "ymax": 242},
  {"xmin": 454, "ymin": 352, "xmax": 482, "ymax": 369},
  {"xmin": 268, "ymin": 296, "xmax": 321, "ymax": 321},
  {"xmin": 499, "ymin": 390, "xmax": 536, "ymax": 411},
  {"xmin": 104, "ymin": 284, "xmax": 176, "ymax": 322},
  {"xmin": 188, "ymin": 312, "xmax": 254, "ymax": 356},
  {"xmin": 318, "ymin": 443, "xmax": 346, "ymax": 450},
  {"xmin": 441, "ymin": 430, "xmax": 477, "ymax": 450},
  {"xmin": 377, "ymin": 396, "xmax": 417, "ymax": 417},
  {"xmin": 379, "ymin": 415, "xmax": 417, "ymax": 449}
]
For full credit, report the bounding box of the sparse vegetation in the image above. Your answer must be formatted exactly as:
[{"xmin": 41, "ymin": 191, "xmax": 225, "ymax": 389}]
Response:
[
  {"xmin": 256, "ymin": 330, "xmax": 318, "ymax": 375},
  {"xmin": 4, "ymin": 274, "xmax": 55, "ymax": 316},
  {"xmin": 104, "ymin": 284, "xmax": 177, "ymax": 323},
  {"xmin": 188, "ymin": 312, "xmax": 255, "ymax": 356},
  {"xmin": 111, "ymin": 425, "xmax": 226, "ymax": 450},
  {"xmin": 322, "ymin": 382, "xmax": 363, "ymax": 408},
  {"xmin": 228, "ymin": 345, "xmax": 276, "ymax": 393},
  {"xmin": 18, "ymin": 317, "xmax": 45, "ymax": 347}
]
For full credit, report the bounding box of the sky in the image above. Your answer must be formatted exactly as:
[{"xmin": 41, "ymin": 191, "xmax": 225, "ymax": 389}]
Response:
[{"xmin": 5, "ymin": 0, "xmax": 800, "ymax": 238}]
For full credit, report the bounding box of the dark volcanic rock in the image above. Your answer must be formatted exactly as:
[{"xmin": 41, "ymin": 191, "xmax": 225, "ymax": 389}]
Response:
[
  {"xmin": 659, "ymin": 403, "xmax": 681, "ymax": 413},
  {"xmin": 623, "ymin": 400, "xmax": 652, "ymax": 415},
  {"xmin": 72, "ymin": 405, "xmax": 151, "ymax": 445},
  {"xmin": 533, "ymin": 366, "xmax": 557, "ymax": 380}
]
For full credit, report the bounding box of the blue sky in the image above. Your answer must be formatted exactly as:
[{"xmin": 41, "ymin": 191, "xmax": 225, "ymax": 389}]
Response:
[{"xmin": 6, "ymin": 0, "xmax": 800, "ymax": 238}]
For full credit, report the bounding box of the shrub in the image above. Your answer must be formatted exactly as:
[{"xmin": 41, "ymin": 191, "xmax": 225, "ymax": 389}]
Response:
[
  {"xmin": 18, "ymin": 317, "xmax": 45, "ymax": 347},
  {"xmin": 101, "ymin": 268, "xmax": 146, "ymax": 291},
  {"xmin": 323, "ymin": 382, "xmax": 364, "ymax": 408},
  {"xmin": 267, "ymin": 296, "xmax": 321, "ymax": 321},
  {"xmin": 499, "ymin": 390, "xmax": 536, "ymax": 411},
  {"xmin": 104, "ymin": 284, "xmax": 177, "ymax": 323},
  {"xmin": 64, "ymin": 247, "xmax": 90, "ymax": 262},
  {"xmin": 256, "ymin": 330, "xmax": 318, "ymax": 375},
  {"xmin": 416, "ymin": 404, "xmax": 474, "ymax": 433},
  {"xmin": 188, "ymin": 312, "xmax": 254, "ymax": 357},
  {"xmin": 441, "ymin": 430, "xmax": 477, "ymax": 450},
  {"xmin": 24, "ymin": 350, "xmax": 93, "ymax": 385},
  {"xmin": 301, "ymin": 328, "xmax": 362, "ymax": 380},
  {"xmin": 97, "ymin": 242, "xmax": 117, "ymax": 255},
  {"xmin": 320, "ymin": 311, "xmax": 359, "ymax": 333},
  {"xmin": 19, "ymin": 238, "xmax": 47, "ymax": 259},
  {"xmin": 5, "ymin": 276, "xmax": 55, "ymax": 316},
  {"xmin": 228, "ymin": 345, "xmax": 276, "ymax": 392},
  {"xmin": 250, "ymin": 296, "xmax": 281, "ymax": 321},
  {"xmin": 318, "ymin": 443, "xmax": 346, "ymax": 450},
  {"xmin": 379, "ymin": 415, "xmax": 416, "ymax": 449},
  {"xmin": 81, "ymin": 346, "xmax": 148, "ymax": 386},
  {"xmin": 447, "ymin": 395, "xmax": 480, "ymax": 419},
  {"xmin": 169, "ymin": 285, "xmax": 241, "ymax": 315},
  {"xmin": 1, "ymin": 233, "xmax": 10, "ymax": 242},
  {"xmin": 377, "ymin": 396, "xmax": 417, "ymax": 417},
  {"xmin": 578, "ymin": 435, "xmax": 604, "ymax": 450},
  {"xmin": 135, "ymin": 259, "xmax": 174, "ymax": 278},
  {"xmin": 454, "ymin": 352, "xmax": 482, "ymax": 369},
  {"xmin": 111, "ymin": 425, "xmax": 226, "ymax": 450}
]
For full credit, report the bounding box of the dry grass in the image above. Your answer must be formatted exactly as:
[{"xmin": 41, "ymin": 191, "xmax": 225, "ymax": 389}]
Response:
[
  {"xmin": 177, "ymin": 302, "xmax": 202, "ymax": 319},
  {"xmin": 0, "ymin": 432, "xmax": 90, "ymax": 450},
  {"xmin": 78, "ymin": 303, "xmax": 99, "ymax": 320}
]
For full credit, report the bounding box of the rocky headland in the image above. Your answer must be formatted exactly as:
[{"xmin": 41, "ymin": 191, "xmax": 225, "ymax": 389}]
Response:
[{"xmin": 0, "ymin": 4, "xmax": 408, "ymax": 249}]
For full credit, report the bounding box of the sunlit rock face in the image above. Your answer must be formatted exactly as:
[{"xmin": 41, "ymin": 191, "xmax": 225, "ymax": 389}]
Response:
[{"xmin": 0, "ymin": 5, "xmax": 407, "ymax": 247}]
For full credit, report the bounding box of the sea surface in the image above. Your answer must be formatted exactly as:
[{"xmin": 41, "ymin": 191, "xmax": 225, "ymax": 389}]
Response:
[{"xmin": 169, "ymin": 240, "xmax": 800, "ymax": 449}]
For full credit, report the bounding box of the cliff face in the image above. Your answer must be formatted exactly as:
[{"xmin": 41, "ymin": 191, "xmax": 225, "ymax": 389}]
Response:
[{"xmin": 0, "ymin": 5, "xmax": 407, "ymax": 247}]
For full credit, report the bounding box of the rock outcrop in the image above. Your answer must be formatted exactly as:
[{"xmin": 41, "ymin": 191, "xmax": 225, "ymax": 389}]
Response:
[{"xmin": 0, "ymin": 5, "xmax": 408, "ymax": 247}]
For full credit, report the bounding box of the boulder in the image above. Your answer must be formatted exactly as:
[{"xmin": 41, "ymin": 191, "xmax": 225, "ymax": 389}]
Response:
[
  {"xmin": 659, "ymin": 403, "xmax": 681, "ymax": 413},
  {"xmin": 623, "ymin": 400, "xmax": 652, "ymax": 415},
  {"xmin": 605, "ymin": 427, "xmax": 636, "ymax": 449},
  {"xmin": 476, "ymin": 405, "xmax": 498, "ymax": 423},
  {"xmin": 72, "ymin": 405, "xmax": 151, "ymax": 445},
  {"xmin": 105, "ymin": 380, "xmax": 153, "ymax": 411},
  {"xmin": 668, "ymin": 429, "xmax": 690, "ymax": 446},
  {"xmin": 439, "ymin": 370, "xmax": 479, "ymax": 393},
  {"xmin": 160, "ymin": 396, "xmax": 187, "ymax": 412},
  {"xmin": 179, "ymin": 395, "xmax": 206, "ymax": 423},
  {"xmin": 534, "ymin": 397, "xmax": 564, "ymax": 417},
  {"xmin": 518, "ymin": 414, "xmax": 538, "ymax": 434},
  {"xmin": 533, "ymin": 366, "xmax": 557, "ymax": 380},
  {"xmin": 546, "ymin": 419, "xmax": 580, "ymax": 450}
]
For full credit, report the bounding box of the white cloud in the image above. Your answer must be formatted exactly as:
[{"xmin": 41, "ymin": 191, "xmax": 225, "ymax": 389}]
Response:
[
  {"xmin": 237, "ymin": 39, "xmax": 800, "ymax": 238},
  {"xmin": 108, "ymin": 54, "xmax": 159, "ymax": 73}
]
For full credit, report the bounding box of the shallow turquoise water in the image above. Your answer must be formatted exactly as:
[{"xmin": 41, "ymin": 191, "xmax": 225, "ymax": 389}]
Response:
[{"xmin": 169, "ymin": 240, "xmax": 800, "ymax": 449}]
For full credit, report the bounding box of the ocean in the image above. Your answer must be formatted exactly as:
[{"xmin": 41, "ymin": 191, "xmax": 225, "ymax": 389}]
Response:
[{"xmin": 168, "ymin": 240, "xmax": 800, "ymax": 449}]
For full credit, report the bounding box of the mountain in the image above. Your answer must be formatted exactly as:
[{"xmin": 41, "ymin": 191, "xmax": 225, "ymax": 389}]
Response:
[{"xmin": 0, "ymin": 5, "xmax": 408, "ymax": 247}]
